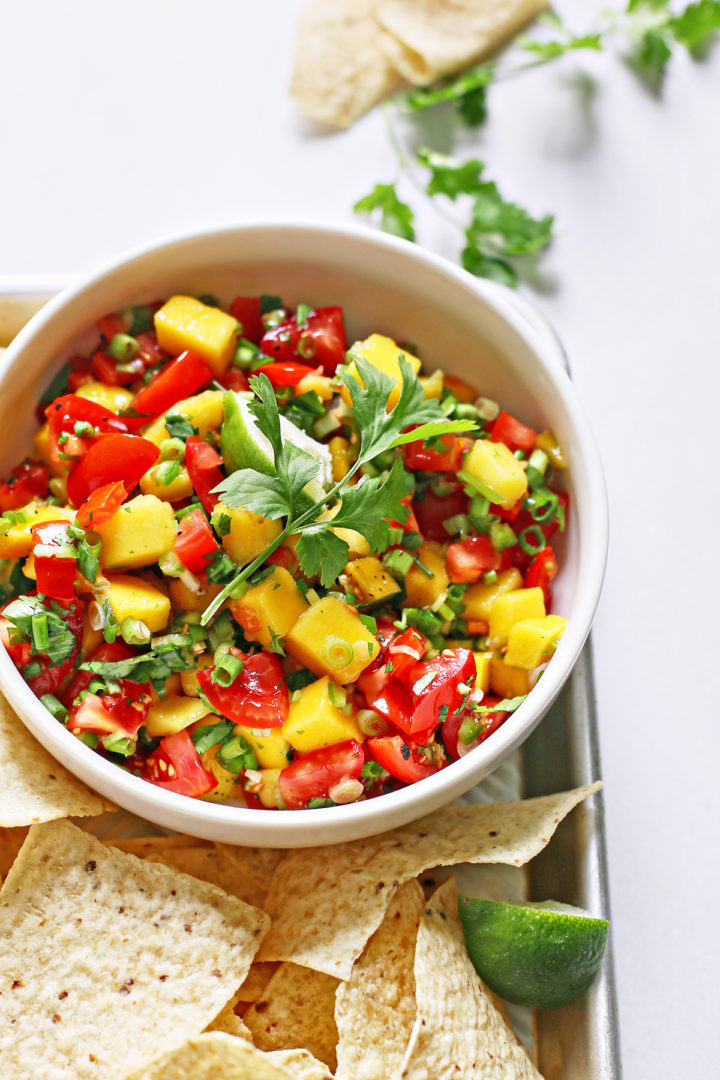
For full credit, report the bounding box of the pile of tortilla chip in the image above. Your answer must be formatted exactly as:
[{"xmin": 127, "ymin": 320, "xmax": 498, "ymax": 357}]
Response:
[
  {"xmin": 0, "ymin": 689, "xmax": 600, "ymax": 1080},
  {"xmin": 291, "ymin": 0, "xmax": 550, "ymax": 128}
]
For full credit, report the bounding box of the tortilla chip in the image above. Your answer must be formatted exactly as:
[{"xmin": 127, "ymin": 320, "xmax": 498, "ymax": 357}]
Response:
[
  {"xmin": 267, "ymin": 1048, "xmax": 334, "ymax": 1080},
  {"xmin": 0, "ymin": 693, "xmax": 113, "ymax": 825},
  {"xmin": 0, "ymin": 825, "xmax": 28, "ymax": 879},
  {"xmin": 108, "ymin": 834, "xmax": 205, "ymax": 855},
  {"xmin": 244, "ymin": 962, "xmax": 340, "ymax": 1071},
  {"xmin": 145, "ymin": 846, "xmax": 269, "ymax": 909},
  {"xmin": 206, "ymin": 991, "xmax": 254, "ymax": 1040},
  {"xmin": 335, "ymin": 880, "xmax": 423, "ymax": 1080},
  {"xmin": 401, "ymin": 877, "xmax": 542, "ymax": 1078},
  {"xmin": 258, "ymin": 783, "xmax": 600, "ymax": 979},
  {"xmin": 206, "ymin": 959, "xmax": 279, "ymax": 1043},
  {"xmin": 290, "ymin": 0, "xmax": 402, "ymax": 128},
  {"xmin": 214, "ymin": 842, "xmax": 286, "ymax": 892},
  {"xmin": 0, "ymin": 821, "xmax": 268, "ymax": 1078},
  {"xmin": 127, "ymin": 1032, "xmax": 300, "ymax": 1079},
  {"xmin": 376, "ymin": 0, "xmax": 549, "ymax": 85}
]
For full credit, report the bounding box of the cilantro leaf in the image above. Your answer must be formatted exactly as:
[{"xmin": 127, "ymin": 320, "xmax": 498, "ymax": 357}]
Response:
[
  {"xmin": 164, "ymin": 413, "xmax": 198, "ymax": 440},
  {"xmin": 80, "ymin": 645, "xmax": 195, "ymax": 689},
  {"xmin": 461, "ymin": 248, "xmax": 518, "ymax": 288},
  {"xmin": 247, "ymin": 373, "xmax": 282, "ymax": 459},
  {"xmin": 3, "ymin": 596, "xmax": 77, "ymax": 667},
  {"xmin": 329, "ymin": 459, "xmax": 411, "ymax": 551},
  {"xmin": 517, "ymin": 14, "xmax": 604, "ymax": 60},
  {"xmin": 213, "ymin": 469, "xmax": 293, "ymax": 520},
  {"xmin": 457, "ymin": 85, "xmax": 489, "ymax": 126},
  {"xmin": 296, "ymin": 527, "xmax": 350, "ymax": 587},
  {"xmin": 353, "ymin": 184, "xmax": 416, "ymax": 241},
  {"xmin": 277, "ymin": 441, "xmax": 322, "ymax": 507},
  {"xmin": 402, "ymin": 64, "xmax": 494, "ymax": 122},
  {"xmin": 191, "ymin": 719, "xmax": 233, "ymax": 754},
  {"xmin": 475, "ymin": 693, "xmax": 527, "ymax": 714},
  {"xmin": 417, "ymin": 149, "xmax": 486, "ymax": 200},
  {"xmin": 671, "ymin": 0, "xmax": 720, "ymax": 49},
  {"xmin": 466, "ymin": 182, "xmax": 554, "ymax": 257}
]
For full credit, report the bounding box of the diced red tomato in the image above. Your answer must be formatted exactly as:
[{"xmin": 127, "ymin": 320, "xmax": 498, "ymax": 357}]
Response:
[
  {"xmin": 406, "ymin": 648, "xmax": 476, "ymax": 734},
  {"xmin": 66, "ymin": 433, "xmax": 159, "ymax": 508},
  {"xmin": 403, "ymin": 432, "xmax": 464, "ymax": 473},
  {"xmin": 76, "ymin": 480, "xmax": 127, "ymax": 530},
  {"xmin": 412, "ymin": 483, "xmax": 469, "ymax": 542},
  {"xmin": 229, "ymin": 296, "xmax": 263, "ymax": 343},
  {"xmin": 264, "ymin": 545, "xmax": 295, "ymax": 571},
  {"xmin": 217, "ymin": 367, "xmax": 250, "ymax": 391},
  {"xmin": 66, "ymin": 359, "xmax": 94, "ymax": 394},
  {"xmin": 90, "ymin": 350, "xmax": 144, "ymax": 387},
  {"xmin": 185, "ymin": 436, "xmax": 224, "ymax": 513},
  {"xmin": 63, "ymin": 641, "xmax": 135, "ymax": 708},
  {"xmin": 490, "ymin": 410, "xmax": 537, "ymax": 454},
  {"xmin": 174, "ymin": 507, "xmax": 219, "ymax": 575},
  {"xmin": 142, "ymin": 730, "xmax": 217, "ymax": 796},
  {"xmin": 446, "ymin": 535, "xmax": 500, "ymax": 584},
  {"xmin": 97, "ymin": 313, "xmax": 125, "ymax": 342},
  {"xmin": 197, "ymin": 651, "xmax": 289, "ymax": 728},
  {"xmin": 135, "ymin": 332, "xmax": 166, "ymax": 367},
  {"xmin": 0, "ymin": 461, "xmax": 49, "ymax": 512},
  {"xmin": 0, "ymin": 615, "xmax": 30, "ymax": 668},
  {"xmin": 45, "ymin": 394, "xmax": 128, "ymax": 461},
  {"xmin": 366, "ymin": 736, "xmax": 440, "ymax": 784},
  {"xmin": 278, "ymin": 739, "xmax": 364, "ymax": 809},
  {"xmin": 442, "ymin": 698, "xmax": 510, "ymax": 760},
  {"xmin": 68, "ymin": 691, "xmax": 148, "ymax": 738},
  {"xmin": 254, "ymin": 361, "xmax": 320, "ymax": 388},
  {"xmin": 524, "ymin": 545, "xmax": 558, "ymax": 606},
  {"xmin": 362, "ymin": 672, "xmax": 415, "ymax": 735},
  {"xmin": 386, "ymin": 627, "xmax": 428, "ymax": 681},
  {"xmin": 31, "ymin": 520, "xmax": 76, "ymax": 602},
  {"xmin": 126, "ymin": 351, "xmax": 213, "ymax": 428},
  {"xmin": 260, "ymin": 306, "xmax": 346, "ymax": 376},
  {"xmin": 444, "ymin": 374, "xmax": 478, "ymax": 403}
]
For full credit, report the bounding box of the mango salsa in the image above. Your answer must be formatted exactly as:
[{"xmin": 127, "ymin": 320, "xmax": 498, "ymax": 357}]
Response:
[
  {"xmin": 505, "ymin": 615, "xmax": 568, "ymax": 669},
  {"xmin": 144, "ymin": 694, "xmax": 213, "ymax": 737},
  {"xmin": 463, "ymin": 439, "xmax": 528, "ymax": 510}
]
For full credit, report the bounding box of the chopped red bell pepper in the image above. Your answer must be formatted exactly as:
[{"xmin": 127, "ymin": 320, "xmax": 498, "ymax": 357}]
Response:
[
  {"xmin": 135, "ymin": 332, "xmax": 166, "ymax": 367},
  {"xmin": 45, "ymin": 394, "xmax": 128, "ymax": 461},
  {"xmin": 90, "ymin": 350, "xmax": 144, "ymax": 387},
  {"xmin": 260, "ymin": 306, "xmax": 346, "ymax": 376},
  {"xmin": 403, "ymin": 431, "xmax": 465, "ymax": 473},
  {"xmin": 66, "ymin": 433, "xmax": 159, "ymax": 508},
  {"xmin": 197, "ymin": 651, "xmax": 289, "ymax": 729},
  {"xmin": 174, "ymin": 507, "xmax": 220, "ymax": 575},
  {"xmin": 31, "ymin": 520, "xmax": 76, "ymax": 602},
  {"xmin": 217, "ymin": 367, "xmax": 250, "ymax": 391},
  {"xmin": 386, "ymin": 627, "xmax": 429, "ymax": 681},
  {"xmin": 446, "ymin": 535, "xmax": 501, "ymax": 584},
  {"xmin": 0, "ymin": 461, "xmax": 49, "ymax": 512},
  {"xmin": 142, "ymin": 730, "xmax": 217, "ymax": 796},
  {"xmin": 126, "ymin": 350, "xmax": 213, "ymax": 428},
  {"xmin": 76, "ymin": 480, "xmax": 128, "ymax": 530},
  {"xmin": 490, "ymin": 410, "xmax": 537, "ymax": 454},
  {"xmin": 524, "ymin": 545, "xmax": 558, "ymax": 605},
  {"xmin": 278, "ymin": 739, "xmax": 364, "ymax": 809},
  {"xmin": 412, "ymin": 483, "xmax": 469, "ymax": 542},
  {"xmin": 254, "ymin": 360, "xmax": 319, "ymax": 388},
  {"xmin": 229, "ymin": 296, "xmax": 264, "ymax": 343},
  {"xmin": 97, "ymin": 313, "xmax": 125, "ymax": 342},
  {"xmin": 185, "ymin": 436, "xmax": 224, "ymax": 513}
]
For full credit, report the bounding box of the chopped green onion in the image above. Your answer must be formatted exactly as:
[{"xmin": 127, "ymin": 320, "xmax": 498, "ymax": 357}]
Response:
[
  {"xmin": 31, "ymin": 612, "xmax": 50, "ymax": 651},
  {"xmin": 160, "ymin": 438, "xmax": 186, "ymax": 462},
  {"xmin": 211, "ymin": 652, "xmax": 243, "ymax": 686},
  {"xmin": 489, "ymin": 521, "xmax": 517, "ymax": 552},
  {"xmin": 233, "ymin": 338, "xmax": 262, "ymax": 369},
  {"xmin": 217, "ymin": 735, "xmax": 257, "ymax": 774},
  {"xmin": 103, "ymin": 601, "xmax": 119, "ymax": 643},
  {"xmin": 356, "ymin": 710, "xmax": 389, "ymax": 737},
  {"xmin": 297, "ymin": 333, "xmax": 317, "ymax": 360},
  {"xmin": 262, "ymin": 308, "xmax": 286, "ymax": 331},
  {"xmin": 442, "ymin": 513, "xmax": 470, "ymax": 536},
  {"xmin": 403, "ymin": 531, "xmax": 424, "ymax": 550},
  {"xmin": 518, "ymin": 526, "xmax": 546, "ymax": 556},
  {"xmin": 383, "ymin": 548, "xmax": 414, "ymax": 578},
  {"xmin": 457, "ymin": 469, "xmax": 499, "ymax": 503},
  {"xmin": 328, "ymin": 681, "xmax": 348, "ymax": 708},
  {"xmin": 207, "ymin": 610, "xmax": 234, "ymax": 654},
  {"xmin": 437, "ymin": 602, "xmax": 455, "ymax": 621},
  {"xmin": 107, "ymin": 333, "xmax": 140, "ymax": 362},
  {"xmin": 191, "ymin": 719, "xmax": 233, "ymax": 754},
  {"xmin": 76, "ymin": 535, "xmax": 101, "ymax": 583},
  {"xmin": 158, "ymin": 551, "xmax": 185, "ymax": 578},
  {"xmin": 40, "ymin": 693, "xmax": 68, "ymax": 723},
  {"xmin": 513, "ymin": 449, "xmax": 526, "ymax": 461},
  {"xmin": 73, "ymin": 420, "xmax": 95, "ymax": 439},
  {"xmin": 312, "ymin": 412, "xmax": 342, "ymax": 439},
  {"xmin": 207, "ymin": 553, "xmax": 238, "ymax": 584},
  {"xmin": 475, "ymin": 397, "xmax": 500, "ymax": 421},
  {"xmin": 482, "ymin": 570, "xmax": 498, "ymax": 585},
  {"xmin": 295, "ymin": 303, "xmax": 311, "ymax": 327},
  {"xmin": 119, "ymin": 617, "xmax": 151, "ymax": 645},
  {"xmin": 101, "ymin": 732, "xmax": 136, "ymax": 756},
  {"xmin": 387, "ymin": 526, "xmax": 405, "ymax": 547},
  {"xmin": 360, "ymin": 760, "xmax": 384, "ymax": 778},
  {"xmin": 413, "ymin": 557, "xmax": 434, "ymax": 579},
  {"xmin": 76, "ymin": 732, "xmax": 98, "ymax": 748},
  {"xmin": 429, "ymin": 476, "xmax": 455, "ymax": 498},
  {"xmin": 526, "ymin": 489, "xmax": 559, "ymax": 524},
  {"xmin": 458, "ymin": 715, "xmax": 484, "ymax": 745},
  {"xmin": 154, "ymin": 460, "xmax": 181, "ymax": 487},
  {"xmin": 469, "ymin": 495, "xmax": 490, "ymax": 525},
  {"xmin": 528, "ymin": 448, "xmax": 549, "ymax": 474},
  {"xmin": 455, "ymin": 402, "xmax": 480, "ymax": 422},
  {"xmin": 21, "ymin": 660, "xmax": 42, "ymax": 679}
]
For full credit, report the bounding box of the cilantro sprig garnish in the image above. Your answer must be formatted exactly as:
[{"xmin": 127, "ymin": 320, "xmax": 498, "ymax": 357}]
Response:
[
  {"xmin": 354, "ymin": 5, "xmax": 720, "ymax": 286},
  {"xmin": 3, "ymin": 595, "xmax": 77, "ymax": 667},
  {"xmin": 201, "ymin": 361, "xmax": 476, "ymax": 622}
]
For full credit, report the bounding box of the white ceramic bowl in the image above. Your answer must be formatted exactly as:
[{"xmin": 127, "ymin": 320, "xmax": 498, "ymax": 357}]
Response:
[{"xmin": 0, "ymin": 222, "xmax": 607, "ymax": 846}]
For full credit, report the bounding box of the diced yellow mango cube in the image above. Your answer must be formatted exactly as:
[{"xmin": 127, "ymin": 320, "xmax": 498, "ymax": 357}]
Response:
[
  {"xmin": 230, "ymin": 566, "xmax": 308, "ymax": 648},
  {"xmin": 139, "ymin": 463, "xmax": 194, "ymax": 502},
  {"xmin": 200, "ymin": 746, "xmax": 242, "ymax": 802},
  {"xmin": 99, "ymin": 574, "xmax": 171, "ymax": 632},
  {"xmin": 282, "ymin": 676, "xmax": 362, "ymax": 753},
  {"xmin": 534, "ymin": 431, "xmax": 567, "ymax": 469},
  {"xmin": 463, "ymin": 439, "xmax": 528, "ymax": 510},
  {"xmin": 0, "ymin": 503, "xmax": 75, "ymax": 559},
  {"xmin": 236, "ymin": 724, "xmax": 292, "ymax": 770},
  {"xmin": 257, "ymin": 768, "xmax": 282, "ymax": 809},
  {"xmin": 154, "ymin": 296, "xmax": 238, "ymax": 374},
  {"xmin": 76, "ymin": 381, "xmax": 134, "ymax": 413},
  {"xmin": 96, "ymin": 494, "xmax": 176, "ymax": 569},
  {"xmin": 180, "ymin": 652, "xmax": 214, "ymax": 696},
  {"xmin": 343, "ymin": 556, "xmax": 402, "ymax": 607},
  {"xmin": 488, "ymin": 587, "xmax": 546, "ymax": 648},
  {"xmin": 505, "ymin": 614, "xmax": 568, "ymax": 669},
  {"xmin": 169, "ymin": 576, "xmax": 225, "ymax": 614},
  {"xmin": 342, "ymin": 334, "xmax": 422, "ymax": 410},
  {"xmin": 149, "ymin": 673, "xmax": 182, "ymax": 702},
  {"xmin": 286, "ymin": 596, "xmax": 380, "ymax": 684},
  {"xmin": 144, "ymin": 694, "xmax": 213, "ymax": 737},
  {"xmin": 328, "ymin": 436, "xmax": 356, "ymax": 483},
  {"xmin": 404, "ymin": 542, "xmax": 449, "ymax": 609},
  {"xmin": 489, "ymin": 655, "xmax": 533, "ymax": 698},
  {"xmin": 142, "ymin": 389, "xmax": 225, "ymax": 447},
  {"xmin": 296, "ymin": 371, "xmax": 334, "ymax": 401},
  {"xmin": 32, "ymin": 424, "xmax": 67, "ymax": 478},
  {"xmin": 219, "ymin": 502, "xmax": 283, "ymax": 567},
  {"xmin": 473, "ymin": 650, "xmax": 493, "ymax": 693},
  {"xmin": 463, "ymin": 569, "xmax": 523, "ymax": 624},
  {"xmin": 420, "ymin": 368, "xmax": 444, "ymax": 400}
]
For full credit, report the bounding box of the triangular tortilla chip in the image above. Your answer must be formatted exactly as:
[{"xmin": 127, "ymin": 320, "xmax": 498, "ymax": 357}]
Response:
[
  {"xmin": 127, "ymin": 1032, "xmax": 299, "ymax": 1079},
  {"xmin": 0, "ymin": 821, "xmax": 268, "ymax": 1078},
  {"xmin": 0, "ymin": 693, "xmax": 113, "ymax": 826},
  {"xmin": 244, "ymin": 962, "xmax": 340, "ymax": 1070},
  {"xmin": 258, "ymin": 783, "xmax": 600, "ymax": 979},
  {"xmin": 401, "ymin": 877, "xmax": 542, "ymax": 1078}
]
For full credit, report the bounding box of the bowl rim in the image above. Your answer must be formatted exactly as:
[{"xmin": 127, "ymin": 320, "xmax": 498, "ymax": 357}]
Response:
[{"xmin": 0, "ymin": 219, "xmax": 608, "ymax": 845}]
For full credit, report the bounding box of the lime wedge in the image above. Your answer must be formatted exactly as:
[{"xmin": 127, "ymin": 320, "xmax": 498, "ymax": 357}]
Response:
[
  {"xmin": 458, "ymin": 896, "xmax": 609, "ymax": 1009},
  {"xmin": 221, "ymin": 390, "xmax": 331, "ymax": 503}
]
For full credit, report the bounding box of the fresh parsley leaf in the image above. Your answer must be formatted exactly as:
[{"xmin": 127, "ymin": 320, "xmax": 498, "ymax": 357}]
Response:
[
  {"xmin": 248, "ymin": 373, "xmax": 283, "ymax": 460},
  {"xmin": 295, "ymin": 527, "xmax": 351, "ymax": 588},
  {"xmin": 517, "ymin": 14, "xmax": 604, "ymax": 60},
  {"xmin": 465, "ymin": 181, "xmax": 554, "ymax": 258},
  {"xmin": 328, "ymin": 459, "xmax": 411, "ymax": 552},
  {"xmin": 353, "ymin": 184, "xmax": 416, "ymax": 242},
  {"xmin": 671, "ymin": 0, "xmax": 720, "ymax": 49},
  {"xmin": 461, "ymin": 248, "xmax": 518, "ymax": 288},
  {"xmin": 417, "ymin": 149, "xmax": 486, "ymax": 200},
  {"xmin": 457, "ymin": 85, "xmax": 489, "ymax": 126},
  {"xmin": 80, "ymin": 645, "xmax": 195, "ymax": 688},
  {"xmin": 164, "ymin": 413, "xmax": 198, "ymax": 440},
  {"xmin": 214, "ymin": 469, "xmax": 293, "ymax": 521}
]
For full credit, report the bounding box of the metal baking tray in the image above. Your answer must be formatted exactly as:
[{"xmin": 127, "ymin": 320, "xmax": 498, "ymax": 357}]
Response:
[{"xmin": 0, "ymin": 280, "xmax": 621, "ymax": 1080}]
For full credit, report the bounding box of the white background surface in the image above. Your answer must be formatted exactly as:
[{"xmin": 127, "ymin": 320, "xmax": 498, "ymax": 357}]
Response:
[{"xmin": 2, "ymin": 2, "xmax": 719, "ymax": 1075}]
